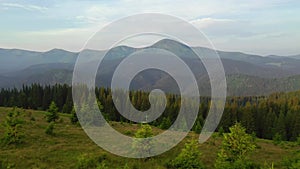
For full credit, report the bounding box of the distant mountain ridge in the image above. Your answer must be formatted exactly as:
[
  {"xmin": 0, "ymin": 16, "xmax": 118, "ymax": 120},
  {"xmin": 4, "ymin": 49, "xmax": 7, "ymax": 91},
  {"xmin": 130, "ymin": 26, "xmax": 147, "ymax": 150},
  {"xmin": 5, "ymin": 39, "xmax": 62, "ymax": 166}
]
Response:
[{"xmin": 1, "ymin": 39, "xmax": 300, "ymax": 96}]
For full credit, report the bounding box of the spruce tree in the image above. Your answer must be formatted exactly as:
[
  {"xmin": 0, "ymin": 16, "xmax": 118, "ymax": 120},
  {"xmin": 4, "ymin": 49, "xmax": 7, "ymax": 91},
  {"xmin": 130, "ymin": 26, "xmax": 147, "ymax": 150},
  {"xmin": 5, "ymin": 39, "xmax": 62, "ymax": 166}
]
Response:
[
  {"xmin": 46, "ymin": 101, "xmax": 59, "ymax": 122},
  {"xmin": 170, "ymin": 140, "xmax": 204, "ymax": 169},
  {"xmin": 215, "ymin": 123, "xmax": 256, "ymax": 169}
]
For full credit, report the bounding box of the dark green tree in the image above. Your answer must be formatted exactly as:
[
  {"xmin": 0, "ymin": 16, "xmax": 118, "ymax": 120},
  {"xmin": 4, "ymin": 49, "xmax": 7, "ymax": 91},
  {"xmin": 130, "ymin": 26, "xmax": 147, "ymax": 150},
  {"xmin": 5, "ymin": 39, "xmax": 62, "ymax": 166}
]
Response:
[
  {"xmin": 70, "ymin": 107, "xmax": 79, "ymax": 125},
  {"xmin": 159, "ymin": 117, "xmax": 171, "ymax": 130},
  {"xmin": 46, "ymin": 101, "xmax": 59, "ymax": 122}
]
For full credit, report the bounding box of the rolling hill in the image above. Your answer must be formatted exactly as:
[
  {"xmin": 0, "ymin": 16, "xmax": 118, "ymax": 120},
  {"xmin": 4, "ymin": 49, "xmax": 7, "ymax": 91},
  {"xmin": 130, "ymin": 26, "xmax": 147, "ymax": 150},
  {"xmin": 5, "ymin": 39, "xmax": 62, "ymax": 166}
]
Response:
[{"xmin": 1, "ymin": 39, "xmax": 300, "ymax": 96}]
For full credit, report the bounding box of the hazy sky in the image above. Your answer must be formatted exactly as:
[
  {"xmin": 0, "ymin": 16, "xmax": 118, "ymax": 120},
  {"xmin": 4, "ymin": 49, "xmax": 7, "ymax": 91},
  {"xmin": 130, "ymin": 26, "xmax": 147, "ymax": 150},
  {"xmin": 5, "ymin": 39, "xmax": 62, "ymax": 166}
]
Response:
[{"xmin": 0, "ymin": 0, "xmax": 299, "ymax": 55}]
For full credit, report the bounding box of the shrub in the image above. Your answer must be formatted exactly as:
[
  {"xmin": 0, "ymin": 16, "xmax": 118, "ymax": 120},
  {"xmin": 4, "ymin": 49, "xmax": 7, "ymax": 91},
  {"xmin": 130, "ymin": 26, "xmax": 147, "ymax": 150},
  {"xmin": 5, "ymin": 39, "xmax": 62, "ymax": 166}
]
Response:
[
  {"xmin": 124, "ymin": 130, "xmax": 133, "ymax": 136},
  {"xmin": 282, "ymin": 151, "xmax": 300, "ymax": 169},
  {"xmin": 218, "ymin": 127, "xmax": 224, "ymax": 136},
  {"xmin": 96, "ymin": 161, "xmax": 109, "ymax": 169},
  {"xmin": 76, "ymin": 154, "xmax": 98, "ymax": 169},
  {"xmin": 76, "ymin": 154, "xmax": 108, "ymax": 169}
]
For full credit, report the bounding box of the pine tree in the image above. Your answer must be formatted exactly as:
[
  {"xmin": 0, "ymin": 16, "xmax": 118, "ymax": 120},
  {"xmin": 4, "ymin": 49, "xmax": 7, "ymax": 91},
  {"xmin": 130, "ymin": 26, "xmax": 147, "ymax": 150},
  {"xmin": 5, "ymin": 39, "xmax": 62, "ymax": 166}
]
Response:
[
  {"xmin": 241, "ymin": 102, "xmax": 255, "ymax": 133},
  {"xmin": 170, "ymin": 140, "xmax": 204, "ymax": 169},
  {"xmin": 215, "ymin": 123, "xmax": 256, "ymax": 169},
  {"xmin": 1, "ymin": 108, "xmax": 24, "ymax": 145},
  {"xmin": 70, "ymin": 107, "xmax": 78, "ymax": 125},
  {"xmin": 159, "ymin": 117, "xmax": 171, "ymax": 130},
  {"xmin": 132, "ymin": 124, "xmax": 153, "ymax": 157},
  {"xmin": 46, "ymin": 101, "xmax": 59, "ymax": 122}
]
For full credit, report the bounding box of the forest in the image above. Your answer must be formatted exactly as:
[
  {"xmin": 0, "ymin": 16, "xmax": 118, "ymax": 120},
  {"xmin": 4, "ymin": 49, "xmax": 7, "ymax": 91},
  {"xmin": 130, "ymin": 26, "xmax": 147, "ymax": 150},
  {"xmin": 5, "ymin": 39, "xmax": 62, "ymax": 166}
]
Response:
[{"xmin": 0, "ymin": 84, "xmax": 299, "ymax": 142}]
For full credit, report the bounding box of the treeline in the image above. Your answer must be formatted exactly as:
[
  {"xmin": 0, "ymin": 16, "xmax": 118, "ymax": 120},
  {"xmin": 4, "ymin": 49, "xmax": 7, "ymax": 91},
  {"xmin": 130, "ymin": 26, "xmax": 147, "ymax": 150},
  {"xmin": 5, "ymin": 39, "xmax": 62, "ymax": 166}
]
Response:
[{"xmin": 0, "ymin": 84, "xmax": 299, "ymax": 141}]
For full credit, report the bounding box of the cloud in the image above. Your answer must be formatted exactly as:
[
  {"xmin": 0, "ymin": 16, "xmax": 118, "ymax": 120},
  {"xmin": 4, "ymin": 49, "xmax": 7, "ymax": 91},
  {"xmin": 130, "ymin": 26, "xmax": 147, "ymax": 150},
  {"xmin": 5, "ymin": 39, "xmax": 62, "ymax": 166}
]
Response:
[
  {"xmin": 2, "ymin": 3, "xmax": 47, "ymax": 12},
  {"xmin": 190, "ymin": 18, "xmax": 235, "ymax": 29}
]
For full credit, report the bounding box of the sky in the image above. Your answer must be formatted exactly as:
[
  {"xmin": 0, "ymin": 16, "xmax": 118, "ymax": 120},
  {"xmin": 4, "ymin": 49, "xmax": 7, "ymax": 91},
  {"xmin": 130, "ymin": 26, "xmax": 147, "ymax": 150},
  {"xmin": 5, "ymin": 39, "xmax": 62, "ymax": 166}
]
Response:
[{"xmin": 0, "ymin": 0, "xmax": 299, "ymax": 56}]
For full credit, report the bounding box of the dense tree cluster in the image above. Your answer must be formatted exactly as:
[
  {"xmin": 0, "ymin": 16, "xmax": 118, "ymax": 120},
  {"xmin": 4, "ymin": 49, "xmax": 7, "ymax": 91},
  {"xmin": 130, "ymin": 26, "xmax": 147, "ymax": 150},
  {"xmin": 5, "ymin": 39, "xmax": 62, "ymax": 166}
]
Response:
[{"xmin": 0, "ymin": 84, "xmax": 299, "ymax": 141}]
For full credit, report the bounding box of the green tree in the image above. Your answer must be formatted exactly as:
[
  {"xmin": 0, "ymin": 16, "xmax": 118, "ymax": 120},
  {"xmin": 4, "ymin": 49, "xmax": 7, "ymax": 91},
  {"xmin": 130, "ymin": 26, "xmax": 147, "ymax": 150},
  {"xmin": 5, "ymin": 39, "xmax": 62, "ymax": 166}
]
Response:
[
  {"xmin": 169, "ymin": 140, "xmax": 204, "ymax": 169},
  {"xmin": 215, "ymin": 123, "xmax": 256, "ymax": 169},
  {"xmin": 159, "ymin": 117, "xmax": 171, "ymax": 130},
  {"xmin": 193, "ymin": 120, "xmax": 202, "ymax": 134},
  {"xmin": 241, "ymin": 102, "xmax": 255, "ymax": 133},
  {"xmin": 45, "ymin": 122, "xmax": 55, "ymax": 135},
  {"xmin": 1, "ymin": 108, "xmax": 24, "ymax": 145},
  {"xmin": 70, "ymin": 107, "xmax": 79, "ymax": 125},
  {"xmin": 46, "ymin": 101, "xmax": 59, "ymax": 122},
  {"xmin": 274, "ymin": 111, "xmax": 287, "ymax": 140},
  {"xmin": 133, "ymin": 124, "xmax": 153, "ymax": 156},
  {"xmin": 273, "ymin": 133, "xmax": 283, "ymax": 145}
]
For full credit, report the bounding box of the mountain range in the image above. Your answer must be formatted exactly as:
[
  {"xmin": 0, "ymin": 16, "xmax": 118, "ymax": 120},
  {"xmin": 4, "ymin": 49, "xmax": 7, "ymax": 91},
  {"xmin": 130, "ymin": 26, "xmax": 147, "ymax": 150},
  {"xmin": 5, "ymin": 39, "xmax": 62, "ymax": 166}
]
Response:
[{"xmin": 1, "ymin": 39, "xmax": 300, "ymax": 96}]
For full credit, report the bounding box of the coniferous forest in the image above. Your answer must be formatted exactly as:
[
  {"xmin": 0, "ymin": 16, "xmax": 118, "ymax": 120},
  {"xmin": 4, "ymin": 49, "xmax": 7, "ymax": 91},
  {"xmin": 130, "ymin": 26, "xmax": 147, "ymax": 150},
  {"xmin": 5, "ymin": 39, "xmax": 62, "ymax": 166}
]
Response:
[{"xmin": 0, "ymin": 84, "xmax": 299, "ymax": 142}]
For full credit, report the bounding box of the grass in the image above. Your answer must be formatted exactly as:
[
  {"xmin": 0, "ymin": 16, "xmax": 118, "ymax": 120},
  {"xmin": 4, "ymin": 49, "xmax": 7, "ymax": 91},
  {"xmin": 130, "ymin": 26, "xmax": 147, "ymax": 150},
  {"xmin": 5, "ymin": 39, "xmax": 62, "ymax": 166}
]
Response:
[{"xmin": 0, "ymin": 107, "xmax": 299, "ymax": 168}]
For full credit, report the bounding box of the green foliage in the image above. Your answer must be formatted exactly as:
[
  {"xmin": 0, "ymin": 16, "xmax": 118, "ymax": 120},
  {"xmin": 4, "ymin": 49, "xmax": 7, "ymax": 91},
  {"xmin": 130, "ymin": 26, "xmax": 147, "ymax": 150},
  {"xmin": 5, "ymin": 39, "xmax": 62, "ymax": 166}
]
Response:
[
  {"xmin": 1, "ymin": 84, "xmax": 300, "ymax": 142},
  {"xmin": 45, "ymin": 122, "xmax": 55, "ymax": 135},
  {"xmin": 1, "ymin": 108, "xmax": 24, "ymax": 145},
  {"xmin": 96, "ymin": 161, "xmax": 108, "ymax": 169},
  {"xmin": 193, "ymin": 120, "xmax": 202, "ymax": 134},
  {"xmin": 46, "ymin": 101, "xmax": 59, "ymax": 123},
  {"xmin": 133, "ymin": 124, "xmax": 153, "ymax": 156},
  {"xmin": 76, "ymin": 154, "xmax": 98, "ymax": 169},
  {"xmin": 215, "ymin": 123, "xmax": 256, "ymax": 169},
  {"xmin": 0, "ymin": 159, "xmax": 15, "ymax": 169},
  {"xmin": 261, "ymin": 162, "xmax": 275, "ymax": 169},
  {"xmin": 297, "ymin": 135, "xmax": 300, "ymax": 145},
  {"xmin": 168, "ymin": 140, "xmax": 204, "ymax": 169},
  {"xmin": 282, "ymin": 151, "xmax": 300, "ymax": 169},
  {"xmin": 159, "ymin": 117, "xmax": 171, "ymax": 130},
  {"xmin": 76, "ymin": 154, "xmax": 108, "ymax": 169},
  {"xmin": 273, "ymin": 133, "xmax": 283, "ymax": 145},
  {"xmin": 70, "ymin": 107, "xmax": 78, "ymax": 125},
  {"xmin": 218, "ymin": 127, "xmax": 225, "ymax": 136}
]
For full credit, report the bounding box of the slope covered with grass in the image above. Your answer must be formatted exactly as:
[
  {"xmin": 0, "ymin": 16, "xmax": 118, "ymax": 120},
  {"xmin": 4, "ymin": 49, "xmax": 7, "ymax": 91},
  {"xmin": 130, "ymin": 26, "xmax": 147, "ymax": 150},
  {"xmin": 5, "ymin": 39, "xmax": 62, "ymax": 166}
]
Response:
[{"xmin": 0, "ymin": 107, "xmax": 299, "ymax": 169}]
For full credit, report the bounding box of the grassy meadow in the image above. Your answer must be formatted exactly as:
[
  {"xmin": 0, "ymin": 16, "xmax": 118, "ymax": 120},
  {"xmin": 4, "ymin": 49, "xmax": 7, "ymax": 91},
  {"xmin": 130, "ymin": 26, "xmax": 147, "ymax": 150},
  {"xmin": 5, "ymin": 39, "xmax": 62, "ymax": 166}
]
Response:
[{"xmin": 0, "ymin": 107, "xmax": 299, "ymax": 169}]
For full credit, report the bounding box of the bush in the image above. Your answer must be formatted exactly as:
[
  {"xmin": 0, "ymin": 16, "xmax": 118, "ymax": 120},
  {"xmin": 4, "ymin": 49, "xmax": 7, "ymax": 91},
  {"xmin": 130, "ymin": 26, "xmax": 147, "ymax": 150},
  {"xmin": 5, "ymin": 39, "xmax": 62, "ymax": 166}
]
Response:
[
  {"xmin": 76, "ymin": 154, "xmax": 108, "ymax": 169},
  {"xmin": 124, "ymin": 130, "xmax": 133, "ymax": 136},
  {"xmin": 168, "ymin": 140, "xmax": 204, "ymax": 169},
  {"xmin": 0, "ymin": 159, "xmax": 14, "ymax": 169},
  {"xmin": 96, "ymin": 161, "xmax": 108, "ymax": 169},
  {"xmin": 282, "ymin": 151, "xmax": 300, "ymax": 169},
  {"xmin": 76, "ymin": 154, "xmax": 98, "ymax": 169},
  {"xmin": 218, "ymin": 127, "xmax": 224, "ymax": 136},
  {"xmin": 45, "ymin": 122, "xmax": 55, "ymax": 135},
  {"xmin": 216, "ymin": 159, "xmax": 260, "ymax": 169}
]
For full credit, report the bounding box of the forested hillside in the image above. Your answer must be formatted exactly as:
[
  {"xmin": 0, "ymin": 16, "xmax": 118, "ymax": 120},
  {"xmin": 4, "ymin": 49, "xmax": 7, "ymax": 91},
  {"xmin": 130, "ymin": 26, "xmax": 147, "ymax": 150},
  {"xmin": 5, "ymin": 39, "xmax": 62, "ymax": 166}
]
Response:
[{"xmin": 0, "ymin": 84, "xmax": 299, "ymax": 141}]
